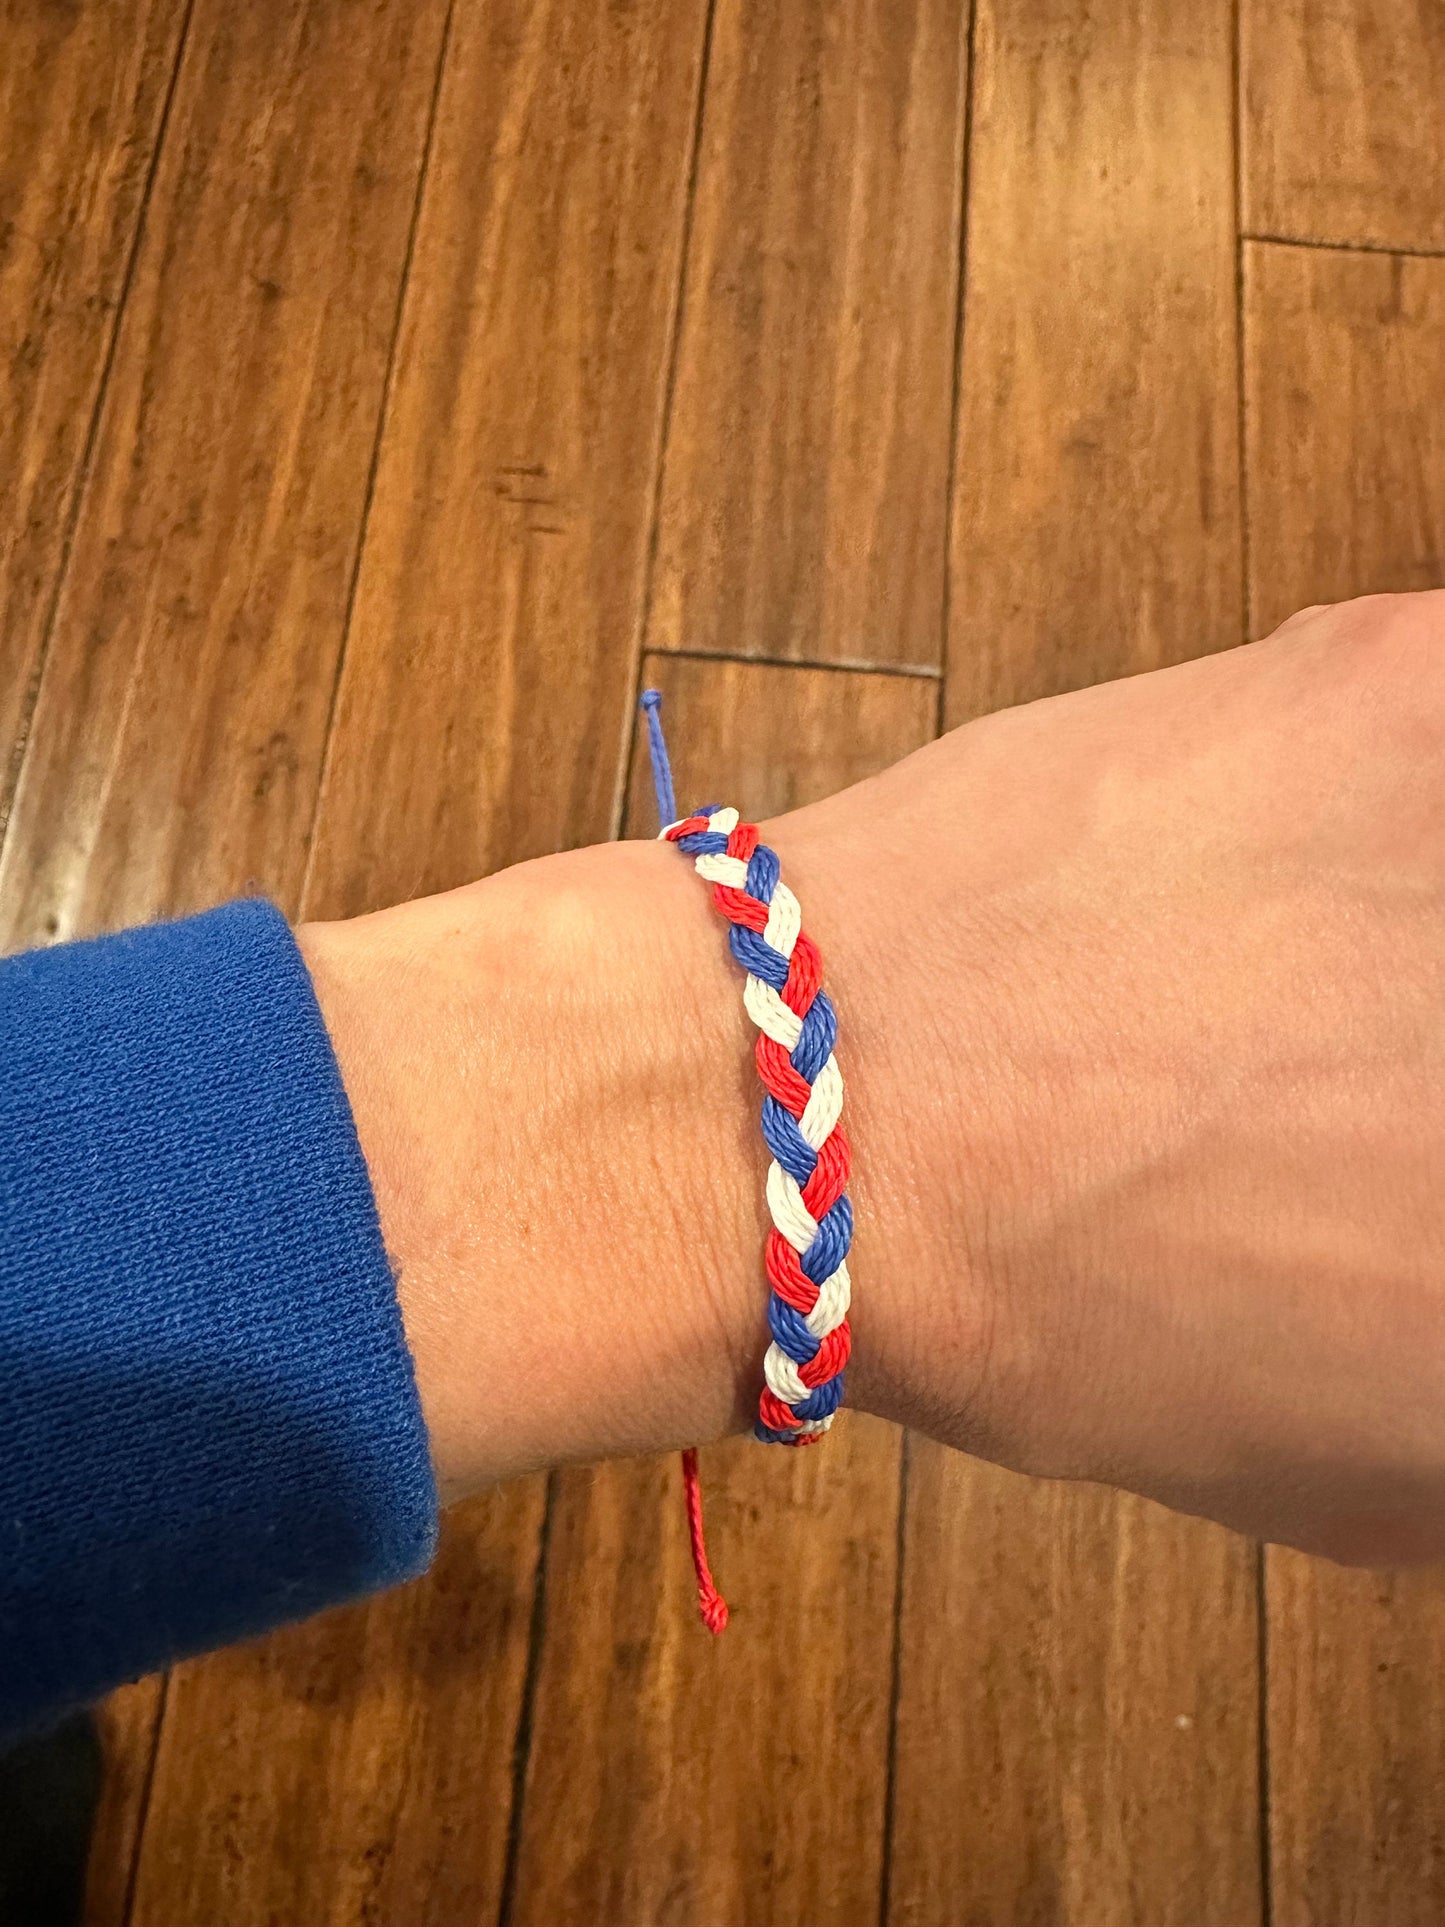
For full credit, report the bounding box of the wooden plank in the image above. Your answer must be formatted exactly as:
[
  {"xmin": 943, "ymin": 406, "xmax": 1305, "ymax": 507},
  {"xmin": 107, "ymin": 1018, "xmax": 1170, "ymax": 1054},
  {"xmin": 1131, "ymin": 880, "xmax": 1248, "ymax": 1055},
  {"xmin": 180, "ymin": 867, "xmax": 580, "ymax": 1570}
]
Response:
[
  {"xmin": 1268, "ymin": 1558, "xmax": 1445, "ymax": 1927},
  {"xmin": 0, "ymin": 0, "xmax": 450, "ymax": 952},
  {"xmin": 946, "ymin": 0, "xmax": 1243, "ymax": 723},
  {"xmin": 0, "ymin": 0, "xmax": 186, "ymax": 828},
  {"xmin": 1241, "ymin": 0, "xmax": 1445, "ymax": 256},
  {"xmin": 1245, "ymin": 240, "xmax": 1445, "ymax": 1927},
  {"xmin": 81, "ymin": 1679, "xmax": 165, "ymax": 1927},
  {"xmin": 127, "ymin": 1509, "xmax": 547, "ymax": 1925},
  {"xmin": 889, "ymin": 3, "xmax": 1262, "ymax": 1920},
  {"xmin": 125, "ymin": 3, "xmax": 713, "ymax": 1921},
  {"xmin": 1244, "ymin": 242, "xmax": 1445, "ymax": 637},
  {"xmin": 506, "ymin": 651, "xmax": 936, "ymax": 1927},
  {"xmin": 303, "ymin": 0, "xmax": 712, "ymax": 917},
  {"xmin": 644, "ymin": 0, "xmax": 970, "ymax": 670},
  {"xmin": 892, "ymin": 1464, "xmax": 1259, "ymax": 1926}
]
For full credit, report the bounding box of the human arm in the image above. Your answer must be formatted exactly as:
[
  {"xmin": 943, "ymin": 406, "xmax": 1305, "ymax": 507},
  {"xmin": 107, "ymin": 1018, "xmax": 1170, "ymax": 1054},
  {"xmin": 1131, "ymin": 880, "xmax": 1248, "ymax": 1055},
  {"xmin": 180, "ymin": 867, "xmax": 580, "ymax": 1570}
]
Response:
[
  {"xmin": 310, "ymin": 590, "xmax": 1445, "ymax": 1566},
  {"xmin": 7, "ymin": 588, "xmax": 1445, "ymax": 1736}
]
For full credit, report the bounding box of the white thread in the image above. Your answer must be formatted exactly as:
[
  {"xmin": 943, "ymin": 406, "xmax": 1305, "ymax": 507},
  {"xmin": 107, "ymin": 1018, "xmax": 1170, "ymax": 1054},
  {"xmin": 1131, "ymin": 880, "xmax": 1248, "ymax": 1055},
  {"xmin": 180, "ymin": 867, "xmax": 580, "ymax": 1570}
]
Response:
[
  {"xmin": 763, "ymin": 1342, "xmax": 808, "ymax": 1404},
  {"xmin": 694, "ymin": 852, "xmax": 750, "ymax": 888},
  {"xmin": 766, "ymin": 1160, "xmax": 817, "ymax": 1252},
  {"xmin": 798, "ymin": 1055, "xmax": 843, "ymax": 1148},
  {"xmin": 761, "ymin": 881, "xmax": 801, "ymax": 960},
  {"xmin": 744, "ymin": 972, "xmax": 802, "ymax": 1049},
  {"xmin": 805, "ymin": 1260, "xmax": 850, "ymax": 1336}
]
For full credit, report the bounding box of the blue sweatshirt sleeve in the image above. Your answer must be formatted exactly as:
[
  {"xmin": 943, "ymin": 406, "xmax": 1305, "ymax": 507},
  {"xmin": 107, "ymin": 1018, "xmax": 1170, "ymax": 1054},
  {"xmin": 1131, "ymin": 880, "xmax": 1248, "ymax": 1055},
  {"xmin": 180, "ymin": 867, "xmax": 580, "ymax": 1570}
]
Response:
[{"xmin": 0, "ymin": 900, "xmax": 439, "ymax": 1737}]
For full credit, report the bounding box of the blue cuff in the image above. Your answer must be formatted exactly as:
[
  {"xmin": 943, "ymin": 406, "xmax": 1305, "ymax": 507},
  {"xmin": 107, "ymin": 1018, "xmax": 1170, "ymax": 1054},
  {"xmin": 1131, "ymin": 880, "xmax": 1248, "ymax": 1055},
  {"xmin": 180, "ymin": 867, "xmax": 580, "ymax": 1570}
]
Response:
[{"xmin": 0, "ymin": 900, "xmax": 438, "ymax": 1736}]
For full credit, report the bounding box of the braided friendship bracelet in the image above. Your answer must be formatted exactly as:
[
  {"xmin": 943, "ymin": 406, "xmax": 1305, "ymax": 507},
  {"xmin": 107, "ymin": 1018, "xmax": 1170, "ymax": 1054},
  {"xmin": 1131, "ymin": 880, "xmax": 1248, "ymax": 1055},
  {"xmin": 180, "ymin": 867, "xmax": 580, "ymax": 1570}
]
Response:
[{"xmin": 641, "ymin": 690, "xmax": 854, "ymax": 1634}]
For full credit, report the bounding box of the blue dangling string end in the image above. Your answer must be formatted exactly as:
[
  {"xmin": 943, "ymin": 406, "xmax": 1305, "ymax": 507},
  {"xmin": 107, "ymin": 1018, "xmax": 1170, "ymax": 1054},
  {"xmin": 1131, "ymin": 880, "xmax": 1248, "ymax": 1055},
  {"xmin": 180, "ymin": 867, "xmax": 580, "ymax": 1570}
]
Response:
[{"xmin": 639, "ymin": 688, "xmax": 677, "ymax": 831}]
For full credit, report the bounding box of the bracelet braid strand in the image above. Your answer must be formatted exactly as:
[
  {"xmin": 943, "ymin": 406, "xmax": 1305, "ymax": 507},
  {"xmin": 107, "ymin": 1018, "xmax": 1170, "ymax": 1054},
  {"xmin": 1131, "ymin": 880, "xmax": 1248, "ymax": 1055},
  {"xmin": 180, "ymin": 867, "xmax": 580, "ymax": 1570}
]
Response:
[{"xmin": 640, "ymin": 689, "xmax": 854, "ymax": 1631}]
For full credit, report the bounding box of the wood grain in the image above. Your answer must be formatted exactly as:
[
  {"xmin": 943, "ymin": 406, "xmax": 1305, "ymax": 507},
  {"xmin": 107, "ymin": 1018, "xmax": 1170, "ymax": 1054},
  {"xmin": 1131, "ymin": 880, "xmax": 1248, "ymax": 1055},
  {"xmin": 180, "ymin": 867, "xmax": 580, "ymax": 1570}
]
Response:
[
  {"xmin": 1268, "ymin": 1558, "xmax": 1445, "ymax": 1927},
  {"xmin": 303, "ymin": 0, "xmax": 712, "ymax": 917},
  {"xmin": 128, "ymin": 1496, "xmax": 546, "ymax": 1926},
  {"xmin": 1244, "ymin": 242, "xmax": 1445, "ymax": 637},
  {"xmin": 1246, "ymin": 239, "xmax": 1445, "ymax": 1927},
  {"xmin": 0, "ymin": 0, "xmax": 450, "ymax": 952},
  {"xmin": 80, "ymin": 1679, "xmax": 165, "ymax": 1927},
  {"xmin": 890, "ymin": 1462, "xmax": 1259, "ymax": 1927},
  {"xmin": 645, "ymin": 0, "xmax": 969, "ymax": 670},
  {"xmin": 890, "ymin": 4, "xmax": 1261, "ymax": 1920},
  {"xmin": 505, "ymin": 651, "xmax": 936, "ymax": 1927},
  {"xmin": 0, "ymin": 0, "xmax": 186, "ymax": 828},
  {"xmin": 1241, "ymin": 0, "xmax": 1445, "ymax": 255},
  {"xmin": 125, "ymin": 4, "xmax": 714, "ymax": 1921},
  {"xmin": 946, "ymin": 0, "xmax": 1242, "ymax": 723}
]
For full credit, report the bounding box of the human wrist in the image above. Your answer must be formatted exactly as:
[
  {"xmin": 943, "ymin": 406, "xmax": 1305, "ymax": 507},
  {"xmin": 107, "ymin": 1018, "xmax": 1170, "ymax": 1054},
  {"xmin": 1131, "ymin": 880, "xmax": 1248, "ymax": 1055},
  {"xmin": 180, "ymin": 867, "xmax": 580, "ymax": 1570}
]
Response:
[
  {"xmin": 300, "ymin": 784, "xmax": 1030, "ymax": 1503},
  {"xmin": 755, "ymin": 751, "xmax": 1075, "ymax": 1476},
  {"xmin": 298, "ymin": 841, "xmax": 769, "ymax": 1500}
]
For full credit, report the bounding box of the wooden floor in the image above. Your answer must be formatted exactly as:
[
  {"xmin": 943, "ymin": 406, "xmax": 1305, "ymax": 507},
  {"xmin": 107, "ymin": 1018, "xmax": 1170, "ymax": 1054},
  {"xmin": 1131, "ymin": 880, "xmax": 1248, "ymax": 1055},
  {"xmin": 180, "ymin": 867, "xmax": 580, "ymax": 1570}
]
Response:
[{"xmin": 4, "ymin": 0, "xmax": 1445, "ymax": 1920}]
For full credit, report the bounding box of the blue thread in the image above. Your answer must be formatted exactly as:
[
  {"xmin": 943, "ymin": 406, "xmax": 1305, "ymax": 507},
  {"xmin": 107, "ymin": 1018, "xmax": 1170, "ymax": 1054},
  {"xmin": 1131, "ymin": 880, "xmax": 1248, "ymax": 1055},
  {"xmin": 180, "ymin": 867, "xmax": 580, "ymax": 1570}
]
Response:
[
  {"xmin": 768, "ymin": 1294, "xmax": 821, "ymax": 1363},
  {"xmin": 791, "ymin": 991, "xmax": 835, "ymax": 1081},
  {"xmin": 754, "ymin": 1418, "xmax": 802, "ymax": 1445},
  {"xmin": 744, "ymin": 843, "xmax": 779, "ymax": 903},
  {"xmin": 761, "ymin": 1095, "xmax": 817, "ymax": 1183},
  {"xmin": 680, "ymin": 829, "xmax": 733, "ymax": 857},
  {"xmin": 800, "ymin": 1195, "xmax": 852, "ymax": 1282},
  {"xmin": 791, "ymin": 1374, "xmax": 846, "ymax": 1423},
  {"xmin": 639, "ymin": 689, "xmax": 677, "ymax": 829},
  {"xmin": 728, "ymin": 924, "xmax": 789, "ymax": 988}
]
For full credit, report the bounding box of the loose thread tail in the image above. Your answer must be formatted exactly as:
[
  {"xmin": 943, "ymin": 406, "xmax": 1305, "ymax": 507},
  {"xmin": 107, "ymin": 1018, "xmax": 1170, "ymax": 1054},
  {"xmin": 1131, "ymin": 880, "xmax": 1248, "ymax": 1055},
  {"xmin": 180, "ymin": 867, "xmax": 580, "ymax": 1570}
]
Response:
[
  {"xmin": 639, "ymin": 688, "xmax": 678, "ymax": 830},
  {"xmin": 681, "ymin": 1447, "xmax": 729, "ymax": 1635}
]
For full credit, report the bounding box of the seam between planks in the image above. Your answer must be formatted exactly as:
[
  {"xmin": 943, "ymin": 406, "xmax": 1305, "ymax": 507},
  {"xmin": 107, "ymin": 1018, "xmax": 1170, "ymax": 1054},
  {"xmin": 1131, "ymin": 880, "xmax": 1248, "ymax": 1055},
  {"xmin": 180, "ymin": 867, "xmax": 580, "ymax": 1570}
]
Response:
[
  {"xmin": 660, "ymin": 644, "xmax": 942, "ymax": 682},
  {"xmin": 1232, "ymin": 0, "xmax": 1254, "ymax": 648},
  {"xmin": 0, "ymin": 0, "xmax": 198, "ymax": 873},
  {"xmin": 296, "ymin": 0, "xmax": 460, "ymax": 922},
  {"xmin": 115, "ymin": 1672, "xmax": 172, "ymax": 1927},
  {"xmin": 1242, "ymin": 229, "xmax": 1445, "ymax": 262},
  {"xmin": 609, "ymin": 0, "xmax": 723, "ymax": 843},
  {"xmin": 934, "ymin": 0, "xmax": 980, "ymax": 744},
  {"xmin": 494, "ymin": 1476, "xmax": 558, "ymax": 1927},
  {"xmin": 1255, "ymin": 1541, "xmax": 1275, "ymax": 1927},
  {"xmin": 876, "ymin": 1430, "xmax": 913, "ymax": 1927}
]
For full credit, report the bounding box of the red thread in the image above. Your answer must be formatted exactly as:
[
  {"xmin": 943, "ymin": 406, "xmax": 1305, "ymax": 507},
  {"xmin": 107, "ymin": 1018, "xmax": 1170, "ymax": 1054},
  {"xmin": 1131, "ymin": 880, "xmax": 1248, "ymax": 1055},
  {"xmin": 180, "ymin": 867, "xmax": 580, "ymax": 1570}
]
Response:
[
  {"xmin": 713, "ymin": 883, "xmax": 769, "ymax": 931},
  {"xmin": 755, "ymin": 1033, "xmax": 812, "ymax": 1111},
  {"xmin": 782, "ymin": 932, "xmax": 824, "ymax": 1016},
  {"xmin": 799, "ymin": 1321, "xmax": 851, "ymax": 1386},
  {"xmin": 766, "ymin": 1228, "xmax": 818, "ymax": 1312},
  {"xmin": 681, "ymin": 1447, "xmax": 729, "ymax": 1634},
  {"xmin": 726, "ymin": 821, "xmax": 761, "ymax": 863},
  {"xmin": 757, "ymin": 1387, "xmax": 799, "ymax": 1434},
  {"xmin": 801, "ymin": 1126, "xmax": 851, "ymax": 1217}
]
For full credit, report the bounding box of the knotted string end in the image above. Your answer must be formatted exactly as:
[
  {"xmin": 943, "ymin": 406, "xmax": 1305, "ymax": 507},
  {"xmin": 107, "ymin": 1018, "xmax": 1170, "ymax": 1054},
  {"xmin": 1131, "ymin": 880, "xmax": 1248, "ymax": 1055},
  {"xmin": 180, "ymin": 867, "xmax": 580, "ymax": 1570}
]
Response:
[
  {"xmin": 681, "ymin": 1446, "xmax": 729, "ymax": 1635},
  {"xmin": 639, "ymin": 688, "xmax": 678, "ymax": 830}
]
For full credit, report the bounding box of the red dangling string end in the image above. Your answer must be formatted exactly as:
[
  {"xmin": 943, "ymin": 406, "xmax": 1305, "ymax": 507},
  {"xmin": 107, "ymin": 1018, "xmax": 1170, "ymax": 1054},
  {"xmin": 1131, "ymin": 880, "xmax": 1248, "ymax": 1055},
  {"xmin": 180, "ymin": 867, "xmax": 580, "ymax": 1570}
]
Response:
[{"xmin": 681, "ymin": 1447, "xmax": 729, "ymax": 1634}]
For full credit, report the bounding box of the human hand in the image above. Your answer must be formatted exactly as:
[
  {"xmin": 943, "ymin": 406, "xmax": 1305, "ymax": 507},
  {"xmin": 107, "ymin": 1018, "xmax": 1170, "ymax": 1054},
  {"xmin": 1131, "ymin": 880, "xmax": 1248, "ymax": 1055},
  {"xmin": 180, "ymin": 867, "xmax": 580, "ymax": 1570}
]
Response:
[
  {"xmin": 304, "ymin": 590, "xmax": 1445, "ymax": 1566},
  {"xmin": 790, "ymin": 590, "xmax": 1445, "ymax": 1564}
]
